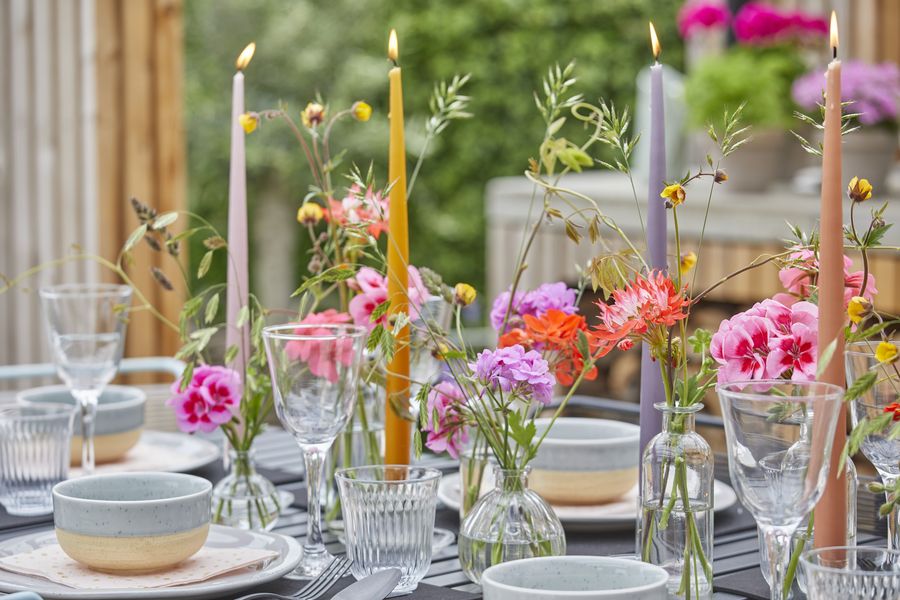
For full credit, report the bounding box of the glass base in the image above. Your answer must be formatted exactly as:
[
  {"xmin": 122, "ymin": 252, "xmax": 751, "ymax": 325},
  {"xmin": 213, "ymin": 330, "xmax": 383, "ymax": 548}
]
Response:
[
  {"xmin": 284, "ymin": 548, "xmax": 334, "ymax": 580},
  {"xmin": 0, "ymin": 495, "xmax": 53, "ymax": 517}
]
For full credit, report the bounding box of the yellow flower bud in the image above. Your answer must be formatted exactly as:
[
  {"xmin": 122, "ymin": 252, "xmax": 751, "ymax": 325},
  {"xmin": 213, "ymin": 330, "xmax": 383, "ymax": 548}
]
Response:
[
  {"xmin": 847, "ymin": 176, "xmax": 873, "ymax": 202},
  {"xmin": 297, "ymin": 202, "xmax": 324, "ymax": 225},
  {"xmin": 847, "ymin": 296, "xmax": 873, "ymax": 324},
  {"xmin": 679, "ymin": 251, "xmax": 697, "ymax": 276},
  {"xmin": 352, "ymin": 101, "xmax": 372, "ymax": 122},
  {"xmin": 660, "ymin": 183, "xmax": 686, "ymax": 207},
  {"xmin": 875, "ymin": 341, "xmax": 898, "ymax": 364},
  {"xmin": 454, "ymin": 283, "xmax": 477, "ymax": 307},
  {"xmin": 239, "ymin": 113, "xmax": 258, "ymax": 134},
  {"xmin": 301, "ymin": 102, "xmax": 326, "ymax": 128}
]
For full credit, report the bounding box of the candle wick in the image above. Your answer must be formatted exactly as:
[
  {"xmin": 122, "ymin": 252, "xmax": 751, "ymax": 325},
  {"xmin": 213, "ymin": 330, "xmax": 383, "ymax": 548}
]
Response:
[
  {"xmin": 833, "ymin": 46, "xmax": 837, "ymax": 60},
  {"xmin": 389, "ymin": 58, "xmax": 399, "ymax": 68}
]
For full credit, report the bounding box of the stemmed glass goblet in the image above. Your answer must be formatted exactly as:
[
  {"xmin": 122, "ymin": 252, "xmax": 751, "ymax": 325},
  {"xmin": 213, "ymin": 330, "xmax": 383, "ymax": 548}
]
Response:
[
  {"xmin": 717, "ymin": 380, "xmax": 843, "ymax": 600},
  {"xmin": 263, "ymin": 323, "xmax": 367, "ymax": 579},
  {"xmin": 39, "ymin": 283, "xmax": 132, "ymax": 475}
]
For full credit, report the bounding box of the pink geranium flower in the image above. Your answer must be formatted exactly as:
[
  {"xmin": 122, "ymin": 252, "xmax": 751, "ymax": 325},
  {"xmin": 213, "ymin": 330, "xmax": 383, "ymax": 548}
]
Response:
[
  {"xmin": 285, "ymin": 309, "xmax": 355, "ymax": 383},
  {"xmin": 348, "ymin": 266, "xmax": 427, "ymax": 331},
  {"xmin": 776, "ymin": 248, "xmax": 877, "ymax": 308},
  {"xmin": 423, "ymin": 381, "xmax": 469, "ymax": 459},
  {"xmin": 167, "ymin": 365, "xmax": 242, "ymax": 433},
  {"xmin": 678, "ymin": 1, "xmax": 730, "ymax": 39}
]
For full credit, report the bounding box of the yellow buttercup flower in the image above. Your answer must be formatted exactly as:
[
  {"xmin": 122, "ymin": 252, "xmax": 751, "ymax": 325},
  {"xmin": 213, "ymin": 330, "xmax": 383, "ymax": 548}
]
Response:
[
  {"xmin": 239, "ymin": 113, "xmax": 258, "ymax": 134},
  {"xmin": 352, "ymin": 101, "xmax": 372, "ymax": 122},
  {"xmin": 454, "ymin": 283, "xmax": 477, "ymax": 307},
  {"xmin": 847, "ymin": 296, "xmax": 872, "ymax": 324},
  {"xmin": 297, "ymin": 202, "xmax": 324, "ymax": 225},
  {"xmin": 847, "ymin": 176, "xmax": 873, "ymax": 202},
  {"xmin": 875, "ymin": 341, "xmax": 898, "ymax": 364},
  {"xmin": 679, "ymin": 251, "xmax": 697, "ymax": 276},
  {"xmin": 660, "ymin": 183, "xmax": 686, "ymax": 207},
  {"xmin": 301, "ymin": 102, "xmax": 326, "ymax": 128}
]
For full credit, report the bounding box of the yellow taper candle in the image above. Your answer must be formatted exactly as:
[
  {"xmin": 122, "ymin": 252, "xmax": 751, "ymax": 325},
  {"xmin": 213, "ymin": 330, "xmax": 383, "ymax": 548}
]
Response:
[{"xmin": 385, "ymin": 29, "xmax": 411, "ymax": 465}]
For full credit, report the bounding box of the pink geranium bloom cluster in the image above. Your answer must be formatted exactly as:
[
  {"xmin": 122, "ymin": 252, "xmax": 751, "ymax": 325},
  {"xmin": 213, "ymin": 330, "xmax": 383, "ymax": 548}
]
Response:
[
  {"xmin": 348, "ymin": 266, "xmax": 428, "ymax": 331},
  {"xmin": 471, "ymin": 344, "xmax": 555, "ymax": 405},
  {"xmin": 422, "ymin": 381, "xmax": 469, "ymax": 459},
  {"xmin": 167, "ymin": 365, "xmax": 242, "ymax": 433},
  {"xmin": 774, "ymin": 248, "xmax": 877, "ymax": 308},
  {"xmin": 490, "ymin": 282, "xmax": 579, "ymax": 332},
  {"xmin": 733, "ymin": 2, "xmax": 827, "ymax": 44},
  {"xmin": 678, "ymin": 1, "xmax": 730, "ymax": 39},
  {"xmin": 793, "ymin": 61, "xmax": 900, "ymax": 127},
  {"xmin": 325, "ymin": 184, "xmax": 390, "ymax": 238},
  {"xmin": 285, "ymin": 309, "xmax": 355, "ymax": 383},
  {"xmin": 711, "ymin": 299, "xmax": 818, "ymax": 384}
]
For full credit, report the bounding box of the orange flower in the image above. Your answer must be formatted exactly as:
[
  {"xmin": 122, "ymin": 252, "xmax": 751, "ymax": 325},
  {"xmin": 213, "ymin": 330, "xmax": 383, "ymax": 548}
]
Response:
[
  {"xmin": 523, "ymin": 309, "xmax": 585, "ymax": 347},
  {"xmin": 498, "ymin": 328, "xmax": 533, "ymax": 349},
  {"xmin": 884, "ymin": 402, "xmax": 900, "ymax": 422},
  {"xmin": 520, "ymin": 310, "xmax": 610, "ymax": 386}
]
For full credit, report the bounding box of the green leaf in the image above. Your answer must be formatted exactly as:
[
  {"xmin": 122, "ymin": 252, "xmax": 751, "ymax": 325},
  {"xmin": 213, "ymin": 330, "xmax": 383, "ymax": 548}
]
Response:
[
  {"xmin": 182, "ymin": 295, "xmax": 204, "ymax": 319},
  {"xmin": 224, "ymin": 344, "xmax": 239, "ymax": 365},
  {"xmin": 844, "ymin": 369, "xmax": 878, "ymax": 402},
  {"xmin": 204, "ymin": 293, "xmax": 219, "ymax": 325},
  {"xmin": 203, "ymin": 236, "xmax": 227, "ymax": 250},
  {"xmin": 370, "ymin": 300, "xmax": 391, "ymax": 323},
  {"xmin": 151, "ymin": 212, "xmax": 178, "ymax": 230},
  {"xmin": 178, "ymin": 361, "xmax": 195, "ymax": 392},
  {"xmin": 236, "ymin": 305, "xmax": 250, "ymax": 328},
  {"xmin": 197, "ymin": 251, "xmax": 213, "ymax": 279},
  {"xmin": 123, "ymin": 224, "xmax": 148, "ymax": 253},
  {"xmin": 816, "ymin": 337, "xmax": 838, "ymax": 380},
  {"xmin": 557, "ymin": 147, "xmax": 593, "ymax": 172}
]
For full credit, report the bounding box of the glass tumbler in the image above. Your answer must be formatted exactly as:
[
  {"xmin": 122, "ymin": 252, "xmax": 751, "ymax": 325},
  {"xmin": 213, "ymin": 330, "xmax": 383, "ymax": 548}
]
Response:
[
  {"xmin": 337, "ymin": 465, "xmax": 441, "ymax": 593},
  {"xmin": 0, "ymin": 405, "xmax": 76, "ymax": 515},
  {"xmin": 801, "ymin": 546, "xmax": 900, "ymax": 599}
]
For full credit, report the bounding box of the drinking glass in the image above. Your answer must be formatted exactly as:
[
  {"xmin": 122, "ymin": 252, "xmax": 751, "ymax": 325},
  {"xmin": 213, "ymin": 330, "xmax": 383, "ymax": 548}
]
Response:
[
  {"xmin": 846, "ymin": 340, "xmax": 900, "ymax": 549},
  {"xmin": 409, "ymin": 296, "xmax": 452, "ymax": 397},
  {"xmin": 801, "ymin": 546, "xmax": 900, "ymax": 599},
  {"xmin": 717, "ymin": 380, "xmax": 843, "ymax": 600},
  {"xmin": 263, "ymin": 323, "xmax": 367, "ymax": 579},
  {"xmin": 39, "ymin": 283, "xmax": 132, "ymax": 475},
  {"xmin": 0, "ymin": 404, "xmax": 76, "ymax": 515},
  {"xmin": 337, "ymin": 465, "xmax": 441, "ymax": 593}
]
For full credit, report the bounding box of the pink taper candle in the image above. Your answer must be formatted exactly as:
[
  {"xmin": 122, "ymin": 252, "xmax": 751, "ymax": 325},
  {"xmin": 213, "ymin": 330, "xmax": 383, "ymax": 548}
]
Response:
[
  {"xmin": 814, "ymin": 12, "xmax": 847, "ymax": 551},
  {"xmin": 226, "ymin": 43, "xmax": 255, "ymax": 378}
]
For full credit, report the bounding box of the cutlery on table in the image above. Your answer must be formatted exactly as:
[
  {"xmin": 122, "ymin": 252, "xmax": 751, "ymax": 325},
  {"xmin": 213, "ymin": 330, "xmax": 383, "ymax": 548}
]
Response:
[
  {"xmin": 234, "ymin": 556, "xmax": 351, "ymax": 600},
  {"xmin": 332, "ymin": 568, "xmax": 401, "ymax": 600}
]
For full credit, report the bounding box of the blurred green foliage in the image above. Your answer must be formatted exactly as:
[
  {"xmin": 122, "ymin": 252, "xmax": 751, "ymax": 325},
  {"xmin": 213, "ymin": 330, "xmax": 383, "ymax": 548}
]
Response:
[{"xmin": 184, "ymin": 0, "xmax": 683, "ymax": 314}]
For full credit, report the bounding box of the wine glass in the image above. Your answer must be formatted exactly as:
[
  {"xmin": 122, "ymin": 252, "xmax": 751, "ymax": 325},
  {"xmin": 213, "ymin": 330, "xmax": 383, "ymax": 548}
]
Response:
[
  {"xmin": 846, "ymin": 340, "xmax": 900, "ymax": 549},
  {"xmin": 717, "ymin": 380, "xmax": 843, "ymax": 600},
  {"xmin": 39, "ymin": 283, "xmax": 132, "ymax": 475},
  {"xmin": 262, "ymin": 323, "xmax": 367, "ymax": 579}
]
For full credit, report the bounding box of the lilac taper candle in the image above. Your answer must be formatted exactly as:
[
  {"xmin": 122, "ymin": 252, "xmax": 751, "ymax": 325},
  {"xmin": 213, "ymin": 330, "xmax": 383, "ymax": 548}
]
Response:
[{"xmin": 640, "ymin": 23, "xmax": 668, "ymax": 459}]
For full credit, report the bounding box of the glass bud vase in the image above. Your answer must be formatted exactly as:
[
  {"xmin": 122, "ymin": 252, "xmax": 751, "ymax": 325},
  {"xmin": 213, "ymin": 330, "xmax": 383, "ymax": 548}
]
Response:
[
  {"xmin": 458, "ymin": 465, "xmax": 566, "ymax": 584},
  {"xmin": 211, "ymin": 449, "xmax": 280, "ymax": 531},
  {"xmin": 640, "ymin": 403, "xmax": 714, "ymax": 600}
]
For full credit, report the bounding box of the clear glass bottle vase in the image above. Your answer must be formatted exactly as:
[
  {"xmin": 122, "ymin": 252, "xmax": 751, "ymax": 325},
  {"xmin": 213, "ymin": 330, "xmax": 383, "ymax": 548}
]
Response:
[
  {"xmin": 211, "ymin": 449, "xmax": 280, "ymax": 531},
  {"xmin": 639, "ymin": 403, "xmax": 714, "ymax": 600},
  {"xmin": 458, "ymin": 465, "xmax": 566, "ymax": 584}
]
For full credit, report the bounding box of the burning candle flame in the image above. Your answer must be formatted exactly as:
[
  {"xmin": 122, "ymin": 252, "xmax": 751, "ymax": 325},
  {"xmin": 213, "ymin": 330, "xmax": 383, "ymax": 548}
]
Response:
[
  {"xmin": 388, "ymin": 29, "xmax": 399, "ymax": 62},
  {"xmin": 649, "ymin": 22, "xmax": 661, "ymax": 60},
  {"xmin": 830, "ymin": 11, "xmax": 839, "ymax": 55},
  {"xmin": 235, "ymin": 42, "xmax": 255, "ymax": 71}
]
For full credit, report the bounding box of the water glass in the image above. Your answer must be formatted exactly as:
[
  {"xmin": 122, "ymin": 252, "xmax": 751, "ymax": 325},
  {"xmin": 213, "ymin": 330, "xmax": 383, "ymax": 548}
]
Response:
[
  {"xmin": 802, "ymin": 546, "xmax": 900, "ymax": 599},
  {"xmin": 39, "ymin": 283, "xmax": 131, "ymax": 475},
  {"xmin": 337, "ymin": 465, "xmax": 441, "ymax": 593},
  {"xmin": 0, "ymin": 405, "xmax": 76, "ymax": 515},
  {"xmin": 717, "ymin": 380, "xmax": 843, "ymax": 600}
]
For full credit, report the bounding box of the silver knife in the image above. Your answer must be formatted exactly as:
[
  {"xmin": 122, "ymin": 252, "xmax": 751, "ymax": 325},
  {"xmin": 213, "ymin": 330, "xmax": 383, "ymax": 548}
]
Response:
[{"xmin": 332, "ymin": 568, "xmax": 402, "ymax": 600}]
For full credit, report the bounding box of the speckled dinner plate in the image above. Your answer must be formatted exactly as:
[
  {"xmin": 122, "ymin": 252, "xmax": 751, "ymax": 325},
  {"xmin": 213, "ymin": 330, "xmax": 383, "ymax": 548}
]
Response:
[{"xmin": 0, "ymin": 525, "xmax": 301, "ymax": 599}]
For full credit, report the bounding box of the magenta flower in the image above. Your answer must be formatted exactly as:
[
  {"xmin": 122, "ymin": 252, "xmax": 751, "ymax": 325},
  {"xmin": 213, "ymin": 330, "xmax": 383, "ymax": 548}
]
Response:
[
  {"xmin": 776, "ymin": 248, "xmax": 878, "ymax": 307},
  {"xmin": 793, "ymin": 61, "xmax": 900, "ymax": 126},
  {"xmin": 490, "ymin": 282, "xmax": 578, "ymax": 332},
  {"xmin": 678, "ymin": 1, "xmax": 730, "ymax": 39},
  {"xmin": 285, "ymin": 309, "xmax": 354, "ymax": 383},
  {"xmin": 733, "ymin": 2, "xmax": 827, "ymax": 44},
  {"xmin": 472, "ymin": 345, "xmax": 555, "ymax": 405},
  {"xmin": 167, "ymin": 365, "xmax": 242, "ymax": 433},
  {"xmin": 348, "ymin": 266, "xmax": 427, "ymax": 331},
  {"xmin": 710, "ymin": 313, "xmax": 772, "ymax": 383},
  {"xmin": 423, "ymin": 381, "xmax": 469, "ymax": 459}
]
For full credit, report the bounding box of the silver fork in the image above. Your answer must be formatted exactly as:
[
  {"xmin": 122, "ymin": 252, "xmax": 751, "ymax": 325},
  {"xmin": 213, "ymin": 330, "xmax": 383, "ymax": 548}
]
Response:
[{"xmin": 234, "ymin": 556, "xmax": 352, "ymax": 600}]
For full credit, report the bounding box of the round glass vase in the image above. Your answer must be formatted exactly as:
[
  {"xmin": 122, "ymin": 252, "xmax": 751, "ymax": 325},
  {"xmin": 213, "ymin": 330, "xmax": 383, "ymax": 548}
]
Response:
[
  {"xmin": 458, "ymin": 465, "xmax": 566, "ymax": 584},
  {"xmin": 211, "ymin": 449, "xmax": 280, "ymax": 531},
  {"xmin": 639, "ymin": 403, "xmax": 714, "ymax": 600}
]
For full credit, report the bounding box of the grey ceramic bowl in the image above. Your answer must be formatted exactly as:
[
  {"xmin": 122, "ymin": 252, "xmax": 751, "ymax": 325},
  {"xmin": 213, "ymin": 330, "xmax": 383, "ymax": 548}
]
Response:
[
  {"xmin": 52, "ymin": 472, "xmax": 212, "ymax": 573},
  {"xmin": 481, "ymin": 556, "xmax": 668, "ymax": 600},
  {"xmin": 530, "ymin": 418, "xmax": 640, "ymax": 505},
  {"xmin": 18, "ymin": 385, "xmax": 145, "ymax": 465}
]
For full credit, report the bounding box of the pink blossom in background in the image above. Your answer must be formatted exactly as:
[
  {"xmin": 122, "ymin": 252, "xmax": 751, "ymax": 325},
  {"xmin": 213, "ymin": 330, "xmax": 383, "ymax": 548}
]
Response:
[
  {"xmin": 167, "ymin": 365, "xmax": 242, "ymax": 433},
  {"xmin": 733, "ymin": 2, "xmax": 827, "ymax": 44},
  {"xmin": 285, "ymin": 309, "xmax": 354, "ymax": 382},
  {"xmin": 348, "ymin": 266, "xmax": 427, "ymax": 330},
  {"xmin": 423, "ymin": 381, "xmax": 469, "ymax": 458},
  {"xmin": 793, "ymin": 61, "xmax": 900, "ymax": 127},
  {"xmin": 776, "ymin": 248, "xmax": 878, "ymax": 307},
  {"xmin": 678, "ymin": 1, "xmax": 730, "ymax": 39},
  {"xmin": 325, "ymin": 184, "xmax": 390, "ymax": 238}
]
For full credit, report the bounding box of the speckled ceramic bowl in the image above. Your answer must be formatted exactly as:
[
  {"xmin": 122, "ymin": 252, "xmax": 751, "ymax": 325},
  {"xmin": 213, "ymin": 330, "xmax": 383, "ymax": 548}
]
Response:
[
  {"xmin": 52, "ymin": 472, "xmax": 211, "ymax": 574},
  {"xmin": 530, "ymin": 418, "xmax": 640, "ymax": 505},
  {"xmin": 481, "ymin": 556, "xmax": 668, "ymax": 600},
  {"xmin": 18, "ymin": 385, "xmax": 145, "ymax": 465}
]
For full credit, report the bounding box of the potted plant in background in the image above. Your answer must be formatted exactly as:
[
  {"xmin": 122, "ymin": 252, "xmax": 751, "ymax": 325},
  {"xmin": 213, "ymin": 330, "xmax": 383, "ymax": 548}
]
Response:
[
  {"xmin": 793, "ymin": 60, "xmax": 899, "ymax": 193},
  {"xmin": 678, "ymin": 1, "xmax": 730, "ymax": 71}
]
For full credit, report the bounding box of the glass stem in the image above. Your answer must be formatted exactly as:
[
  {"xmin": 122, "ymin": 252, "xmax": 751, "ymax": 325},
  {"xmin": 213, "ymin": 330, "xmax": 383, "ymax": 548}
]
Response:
[
  {"xmin": 883, "ymin": 475, "xmax": 899, "ymax": 551},
  {"xmin": 761, "ymin": 524, "xmax": 795, "ymax": 600},
  {"xmin": 72, "ymin": 389, "xmax": 100, "ymax": 475},
  {"xmin": 303, "ymin": 444, "xmax": 327, "ymax": 558}
]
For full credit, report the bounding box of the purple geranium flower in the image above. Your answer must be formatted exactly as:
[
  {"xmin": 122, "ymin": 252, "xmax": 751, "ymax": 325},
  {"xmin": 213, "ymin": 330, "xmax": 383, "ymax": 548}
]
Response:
[
  {"xmin": 792, "ymin": 61, "xmax": 899, "ymax": 126},
  {"xmin": 471, "ymin": 345, "xmax": 554, "ymax": 405},
  {"xmin": 490, "ymin": 282, "xmax": 578, "ymax": 332}
]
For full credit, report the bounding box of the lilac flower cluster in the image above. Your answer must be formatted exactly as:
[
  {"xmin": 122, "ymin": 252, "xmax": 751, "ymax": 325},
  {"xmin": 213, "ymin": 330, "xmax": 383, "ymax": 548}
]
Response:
[
  {"xmin": 678, "ymin": 1, "xmax": 730, "ymax": 39},
  {"xmin": 489, "ymin": 282, "xmax": 578, "ymax": 332},
  {"xmin": 793, "ymin": 61, "xmax": 899, "ymax": 126},
  {"xmin": 733, "ymin": 2, "xmax": 827, "ymax": 44},
  {"xmin": 471, "ymin": 345, "xmax": 554, "ymax": 405}
]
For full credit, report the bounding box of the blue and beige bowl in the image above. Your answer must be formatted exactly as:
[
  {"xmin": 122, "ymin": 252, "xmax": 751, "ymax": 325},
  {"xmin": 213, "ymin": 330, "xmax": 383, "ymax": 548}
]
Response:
[
  {"xmin": 52, "ymin": 472, "xmax": 212, "ymax": 573},
  {"xmin": 18, "ymin": 385, "xmax": 145, "ymax": 465},
  {"xmin": 530, "ymin": 418, "xmax": 640, "ymax": 505}
]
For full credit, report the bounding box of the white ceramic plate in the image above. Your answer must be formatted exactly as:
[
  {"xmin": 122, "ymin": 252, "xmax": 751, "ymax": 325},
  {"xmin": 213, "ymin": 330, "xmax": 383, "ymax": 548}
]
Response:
[
  {"xmin": 69, "ymin": 431, "xmax": 220, "ymax": 477},
  {"xmin": 438, "ymin": 472, "xmax": 738, "ymax": 531},
  {"xmin": 0, "ymin": 525, "xmax": 301, "ymax": 599}
]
